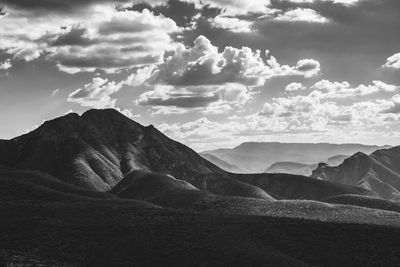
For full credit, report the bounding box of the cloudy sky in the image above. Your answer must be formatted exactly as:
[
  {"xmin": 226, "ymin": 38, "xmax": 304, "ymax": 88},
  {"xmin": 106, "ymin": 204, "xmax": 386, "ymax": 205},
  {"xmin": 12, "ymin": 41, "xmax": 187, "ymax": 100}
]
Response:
[{"xmin": 0, "ymin": 0, "xmax": 400, "ymax": 151}]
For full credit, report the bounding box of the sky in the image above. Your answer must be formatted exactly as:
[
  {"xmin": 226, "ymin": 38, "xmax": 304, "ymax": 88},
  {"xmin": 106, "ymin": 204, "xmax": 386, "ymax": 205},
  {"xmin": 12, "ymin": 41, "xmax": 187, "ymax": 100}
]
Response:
[{"xmin": 0, "ymin": 0, "xmax": 400, "ymax": 151}]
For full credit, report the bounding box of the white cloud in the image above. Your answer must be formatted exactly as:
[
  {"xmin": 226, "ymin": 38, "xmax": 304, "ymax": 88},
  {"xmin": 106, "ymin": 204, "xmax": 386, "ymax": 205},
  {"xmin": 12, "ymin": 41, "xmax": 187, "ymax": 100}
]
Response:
[
  {"xmin": 285, "ymin": 82, "xmax": 306, "ymax": 91},
  {"xmin": 284, "ymin": 0, "xmax": 360, "ymax": 5},
  {"xmin": 51, "ymin": 89, "xmax": 60, "ymax": 97},
  {"xmin": 209, "ymin": 16, "xmax": 253, "ymax": 33},
  {"xmin": 0, "ymin": 59, "xmax": 11, "ymax": 70},
  {"xmin": 182, "ymin": 0, "xmax": 272, "ymax": 16},
  {"xmin": 149, "ymin": 35, "xmax": 320, "ymax": 87},
  {"xmin": 128, "ymin": 35, "xmax": 320, "ymax": 114},
  {"xmin": 274, "ymin": 8, "xmax": 329, "ymax": 23},
  {"xmin": 383, "ymin": 52, "xmax": 400, "ymax": 69},
  {"xmin": 68, "ymin": 77, "xmax": 123, "ymax": 108},
  {"xmin": 311, "ymin": 80, "xmax": 399, "ymax": 99}
]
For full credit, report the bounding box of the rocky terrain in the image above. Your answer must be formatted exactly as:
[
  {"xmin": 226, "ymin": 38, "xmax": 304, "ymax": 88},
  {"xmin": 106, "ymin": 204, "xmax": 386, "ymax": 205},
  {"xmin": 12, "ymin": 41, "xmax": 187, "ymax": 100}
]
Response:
[{"xmin": 312, "ymin": 146, "xmax": 400, "ymax": 200}]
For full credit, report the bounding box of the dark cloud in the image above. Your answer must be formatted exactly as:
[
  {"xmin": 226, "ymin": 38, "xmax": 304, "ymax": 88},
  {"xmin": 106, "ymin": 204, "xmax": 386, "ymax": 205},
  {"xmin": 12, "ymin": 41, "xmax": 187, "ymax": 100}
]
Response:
[
  {"xmin": 52, "ymin": 27, "xmax": 94, "ymax": 47},
  {"xmin": 0, "ymin": 0, "xmax": 125, "ymax": 12},
  {"xmin": 51, "ymin": 54, "xmax": 159, "ymax": 69}
]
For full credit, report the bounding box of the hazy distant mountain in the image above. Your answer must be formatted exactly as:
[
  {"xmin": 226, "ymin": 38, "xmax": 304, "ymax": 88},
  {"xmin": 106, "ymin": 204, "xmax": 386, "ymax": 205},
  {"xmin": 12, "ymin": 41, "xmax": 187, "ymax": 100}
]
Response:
[
  {"xmin": 312, "ymin": 146, "xmax": 400, "ymax": 200},
  {"xmin": 0, "ymin": 109, "xmax": 223, "ymax": 191},
  {"xmin": 265, "ymin": 162, "xmax": 318, "ymax": 176},
  {"xmin": 203, "ymin": 142, "xmax": 391, "ymax": 173},
  {"xmin": 265, "ymin": 155, "xmax": 349, "ymax": 176},
  {"xmin": 200, "ymin": 153, "xmax": 243, "ymax": 173}
]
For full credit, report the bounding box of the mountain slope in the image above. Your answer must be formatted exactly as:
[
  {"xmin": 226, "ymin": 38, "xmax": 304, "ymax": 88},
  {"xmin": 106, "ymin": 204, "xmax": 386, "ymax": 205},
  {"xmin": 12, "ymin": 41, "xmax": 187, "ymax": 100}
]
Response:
[
  {"xmin": 265, "ymin": 155, "xmax": 348, "ymax": 176},
  {"xmin": 0, "ymin": 109, "xmax": 223, "ymax": 191},
  {"xmin": 224, "ymin": 173, "xmax": 375, "ymax": 200},
  {"xmin": 312, "ymin": 146, "xmax": 400, "ymax": 200},
  {"xmin": 204, "ymin": 142, "xmax": 390, "ymax": 173}
]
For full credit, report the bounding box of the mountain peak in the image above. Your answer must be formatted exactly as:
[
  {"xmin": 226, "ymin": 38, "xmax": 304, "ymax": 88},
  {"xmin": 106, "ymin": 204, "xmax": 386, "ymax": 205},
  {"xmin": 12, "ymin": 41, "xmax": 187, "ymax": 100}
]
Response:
[{"xmin": 0, "ymin": 109, "xmax": 223, "ymax": 191}]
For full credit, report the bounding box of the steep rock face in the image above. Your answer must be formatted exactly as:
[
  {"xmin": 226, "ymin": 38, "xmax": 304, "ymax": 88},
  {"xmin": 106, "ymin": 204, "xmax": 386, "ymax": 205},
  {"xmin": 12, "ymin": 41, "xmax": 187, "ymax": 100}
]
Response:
[
  {"xmin": 312, "ymin": 147, "xmax": 400, "ymax": 200},
  {"xmin": 0, "ymin": 109, "xmax": 223, "ymax": 191}
]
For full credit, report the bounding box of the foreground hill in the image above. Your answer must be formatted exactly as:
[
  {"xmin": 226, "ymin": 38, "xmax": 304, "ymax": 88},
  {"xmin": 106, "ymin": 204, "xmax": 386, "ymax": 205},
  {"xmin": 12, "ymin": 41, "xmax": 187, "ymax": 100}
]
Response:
[
  {"xmin": 188, "ymin": 172, "xmax": 375, "ymax": 201},
  {"xmin": 113, "ymin": 170, "xmax": 275, "ymax": 200},
  {"xmin": 1, "ymin": 201, "xmax": 400, "ymax": 266},
  {"xmin": 204, "ymin": 142, "xmax": 390, "ymax": 173},
  {"xmin": 312, "ymin": 146, "xmax": 400, "ymax": 200},
  {"xmin": 0, "ymin": 109, "xmax": 223, "ymax": 191}
]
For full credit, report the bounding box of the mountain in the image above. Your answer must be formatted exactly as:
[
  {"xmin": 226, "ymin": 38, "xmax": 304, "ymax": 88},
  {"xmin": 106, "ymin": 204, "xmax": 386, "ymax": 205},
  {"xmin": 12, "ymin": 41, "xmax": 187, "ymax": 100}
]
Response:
[
  {"xmin": 265, "ymin": 162, "xmax": 318, "ymax": 176},
  {"xmin": 0, "ymin": 109, "xmax": 223, "ymax": 191},
  {"xmin": 200, "ymin": 153, "xmax": 242, "ymax": 173},
  {"xmin": 203, "ymin": 142, "xmax": 391, "ymax": 173},
  {"xmin": 0, "ymin": 109, "xmax": 377, "ymax": 202},
  {"xmin": 265, "ymin": 155, "xmax": 348, "ymax": 176},
  {"xmin": 311, "ymin": 146, "xmax": 400, "ymax": 200}
]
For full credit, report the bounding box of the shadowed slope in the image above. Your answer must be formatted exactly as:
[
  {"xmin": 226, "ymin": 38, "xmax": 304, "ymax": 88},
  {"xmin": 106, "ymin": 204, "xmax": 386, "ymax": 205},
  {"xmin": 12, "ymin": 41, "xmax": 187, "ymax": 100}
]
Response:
[
  {"xmin": 113, "ymin": 170, "xmax": 274, "ymax": 200},
  {"xmin": 323, "ymin": 194, "xmax": 400, "ymax": 214},
  {"xmin": 112, "ymin": 170, "xmax": 198, "ymax": 200},
  {"xmin": 312, "ymin": 146, "xmax": 400, "ymax": 200},
  {"xmin": 224, "ymin": 173, "xmax": 375, "ymax": 200},
  {"xmin": 1, "ymin": 201, "xmax": 400, "ymax": 266},
  {"xmin": 0, "ymin": 165, "xmax": 118, "ymax": 202},
  {"xmin": 0, "ymin": 109, "xmax": 223, "ymax": 191}
]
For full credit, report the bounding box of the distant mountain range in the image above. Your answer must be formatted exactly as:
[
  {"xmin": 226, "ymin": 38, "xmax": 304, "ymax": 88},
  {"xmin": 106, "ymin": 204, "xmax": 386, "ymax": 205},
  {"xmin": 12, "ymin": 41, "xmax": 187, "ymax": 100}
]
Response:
[
  {"xmin": 265, "ymin": 155, "xmax": 349, "ymax": 176},
  {"xmin": 312, "ymin": 146, "xmax": 400, "ymax": 201},
  {"xmin": 203, "ymin": 143, "xmax": 391, "ymax": 173}
]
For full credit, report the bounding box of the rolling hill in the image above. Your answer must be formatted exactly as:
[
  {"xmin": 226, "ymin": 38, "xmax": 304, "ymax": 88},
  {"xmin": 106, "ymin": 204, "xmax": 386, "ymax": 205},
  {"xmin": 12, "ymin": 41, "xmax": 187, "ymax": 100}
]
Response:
[{"xmin": 312, "ymin": 146, "xmax": 400, "ymax": 200}]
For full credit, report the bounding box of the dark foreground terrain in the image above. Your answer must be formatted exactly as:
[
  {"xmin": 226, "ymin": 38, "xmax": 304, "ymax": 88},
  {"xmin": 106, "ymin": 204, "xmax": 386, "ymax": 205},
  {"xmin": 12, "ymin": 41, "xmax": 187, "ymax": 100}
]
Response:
[
  {"xmin": 1, "ymin": 201, "xmax": 400, "ymax": 267},
  {"xmin": 1, "ymin": 109, "xmax": 400, "ymax": 266}
]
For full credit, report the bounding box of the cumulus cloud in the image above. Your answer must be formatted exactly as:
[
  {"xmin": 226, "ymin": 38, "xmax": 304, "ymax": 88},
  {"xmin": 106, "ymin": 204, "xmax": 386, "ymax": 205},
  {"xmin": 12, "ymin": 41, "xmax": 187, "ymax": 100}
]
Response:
[
  {"xmin": 285, "ymin": 82, "xmax": 306, "ymax": 91},
  {"xmin": 381, "ymin": 94, "xmax": 400, "ymax": 114},
  {"xmin": 0, "ymin": 5, "xmax": 179, "ymax": 73},
  {"xmin": 311, "ymin": 80, "xmax": 399, "ymax": 99},
  {"xmin": 209, "ymin": 16, "xmax": 254, "ymax": 33},
  {"xmin": 149, "ymin": 35, "xmax": 320, "ymax": 87},
  {"xmin": 274, "ymin": 8, "xmax": 328, "ymax": 23},
  {"xmin": 258, "ymin": 79, "xmax": 400, "ymax": 134},
  {"xmin": 383, "ymin": 52, "xmax": 400, "ymax": 69},
  {"xmin": 0, "ymin": 59, "xmax": 11, "ymax": 70},
  {"xmin": 68, "ymin": 77, "xmax": 123, "ymax": 108},
  {"xmin": 127, "ymin": 35, "xmax": 320, "ymax": 114}
]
